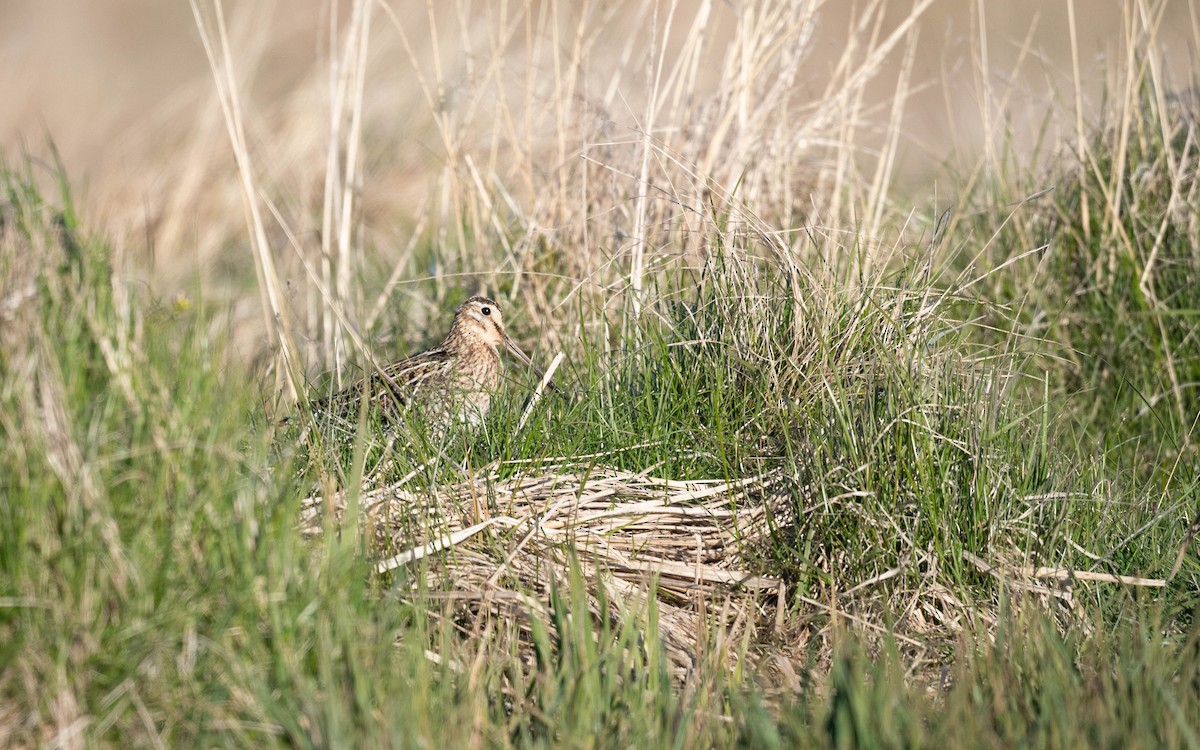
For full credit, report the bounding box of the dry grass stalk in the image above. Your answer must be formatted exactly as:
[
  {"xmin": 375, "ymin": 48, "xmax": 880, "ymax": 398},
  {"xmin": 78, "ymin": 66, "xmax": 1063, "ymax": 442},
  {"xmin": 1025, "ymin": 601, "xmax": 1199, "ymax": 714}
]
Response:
[{"xmin": 964, "ymin": 550, "xmax": 1169, "ymax": 589}]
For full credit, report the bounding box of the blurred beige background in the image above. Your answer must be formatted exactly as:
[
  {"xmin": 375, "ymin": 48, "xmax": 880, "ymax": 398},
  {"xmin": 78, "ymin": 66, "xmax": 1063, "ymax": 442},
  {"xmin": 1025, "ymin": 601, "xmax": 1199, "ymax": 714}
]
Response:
[
  {"xmin": 1, "ymin": 0, "xmax": 1195, "ymax": 298},
  {"xmin": 3, "ymin": 1, "xmax": 1194, "ymax": 177}
]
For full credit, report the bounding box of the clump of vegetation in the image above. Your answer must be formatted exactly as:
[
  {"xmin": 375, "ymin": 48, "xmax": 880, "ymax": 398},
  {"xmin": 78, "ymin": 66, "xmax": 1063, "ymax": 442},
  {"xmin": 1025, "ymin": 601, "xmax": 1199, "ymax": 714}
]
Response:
[{"xmin": 2, "ymin": 0, "xmax": 1199, "ymax": 746}]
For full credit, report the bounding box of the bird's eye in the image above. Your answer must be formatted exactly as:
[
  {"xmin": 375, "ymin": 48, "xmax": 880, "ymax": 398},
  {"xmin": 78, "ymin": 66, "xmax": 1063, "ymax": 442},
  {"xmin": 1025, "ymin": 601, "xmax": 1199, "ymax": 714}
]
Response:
[{"xmin": 481, "ymin": 306, "xmax": 491, "ymax": 316}]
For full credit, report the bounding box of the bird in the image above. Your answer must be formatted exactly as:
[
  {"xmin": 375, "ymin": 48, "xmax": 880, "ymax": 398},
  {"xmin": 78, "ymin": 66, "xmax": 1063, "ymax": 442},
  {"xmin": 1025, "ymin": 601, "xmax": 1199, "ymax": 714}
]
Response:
[{"xmin": 306, "ymin": 296, "xmax": 552, "ymax": 442}]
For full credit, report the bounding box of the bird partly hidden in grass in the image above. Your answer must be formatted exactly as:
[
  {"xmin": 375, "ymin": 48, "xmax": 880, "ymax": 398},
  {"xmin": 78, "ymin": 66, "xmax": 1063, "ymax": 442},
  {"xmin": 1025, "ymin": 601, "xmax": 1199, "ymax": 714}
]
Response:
[{"xmin": 306, "ymin": 296, "xmax": 563, "ymax": 442}]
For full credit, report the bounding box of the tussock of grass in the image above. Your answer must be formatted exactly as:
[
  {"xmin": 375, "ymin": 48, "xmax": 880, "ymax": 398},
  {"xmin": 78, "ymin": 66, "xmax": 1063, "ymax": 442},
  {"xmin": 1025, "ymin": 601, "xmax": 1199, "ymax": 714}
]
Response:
[{"xmin": 4, "ymin": 0, "xmax": 1200, "ymax": 746}]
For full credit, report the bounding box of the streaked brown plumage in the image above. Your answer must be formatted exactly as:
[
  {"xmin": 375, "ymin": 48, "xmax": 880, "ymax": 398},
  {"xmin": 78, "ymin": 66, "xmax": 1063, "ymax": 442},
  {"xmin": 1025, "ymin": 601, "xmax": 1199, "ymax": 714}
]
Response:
[{"xmin": 309, "ymin": 296, "xmax": 539, "ymax": 440}]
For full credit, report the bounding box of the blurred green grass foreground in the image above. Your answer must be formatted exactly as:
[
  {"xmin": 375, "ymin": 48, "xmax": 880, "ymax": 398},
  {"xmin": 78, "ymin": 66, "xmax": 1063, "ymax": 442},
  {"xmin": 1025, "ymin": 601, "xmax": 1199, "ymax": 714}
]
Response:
[{"xmin": 3, "ymin": 0, "xmax": 1200, "ymax": 746}]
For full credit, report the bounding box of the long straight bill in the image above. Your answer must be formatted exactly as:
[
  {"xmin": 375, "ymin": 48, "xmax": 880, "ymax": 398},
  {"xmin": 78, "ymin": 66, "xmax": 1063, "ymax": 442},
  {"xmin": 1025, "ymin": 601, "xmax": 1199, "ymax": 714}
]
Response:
[{"xmin": 505, "ymin": 336, "xmax": 569, "ymax": 400}]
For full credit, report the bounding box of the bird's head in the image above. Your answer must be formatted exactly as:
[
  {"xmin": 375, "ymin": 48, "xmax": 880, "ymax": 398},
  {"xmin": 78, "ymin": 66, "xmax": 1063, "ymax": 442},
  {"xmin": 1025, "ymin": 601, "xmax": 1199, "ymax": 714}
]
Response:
[{"xmin": 448, "ymin": 296, "xmax": 535, "ymax": 369}]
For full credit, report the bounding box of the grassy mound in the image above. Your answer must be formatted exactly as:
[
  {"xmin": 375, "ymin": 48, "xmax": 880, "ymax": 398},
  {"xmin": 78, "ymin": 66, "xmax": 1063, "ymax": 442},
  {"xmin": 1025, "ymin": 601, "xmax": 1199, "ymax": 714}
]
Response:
[{"xmin": 3, "ymin": 1, "xmax": 1200, "ymax": 745}]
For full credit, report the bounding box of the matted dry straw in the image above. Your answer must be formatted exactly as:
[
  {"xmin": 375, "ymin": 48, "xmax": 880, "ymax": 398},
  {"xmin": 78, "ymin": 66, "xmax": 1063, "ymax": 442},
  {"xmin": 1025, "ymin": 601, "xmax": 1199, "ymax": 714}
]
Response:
[{"xmin": 301, "ymin": 462, "xmax": 797, "ymax": 677}]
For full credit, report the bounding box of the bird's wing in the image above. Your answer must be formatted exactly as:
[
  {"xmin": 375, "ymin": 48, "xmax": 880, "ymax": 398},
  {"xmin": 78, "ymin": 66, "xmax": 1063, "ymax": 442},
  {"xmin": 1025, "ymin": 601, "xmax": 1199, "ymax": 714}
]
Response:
[
  {"xmin": 377, "ymin": 348, "xmax": 454, "ymax": 396},
  {"xmin": 306, "ymin": 348, "xmax": 457, "ymax": 427}
]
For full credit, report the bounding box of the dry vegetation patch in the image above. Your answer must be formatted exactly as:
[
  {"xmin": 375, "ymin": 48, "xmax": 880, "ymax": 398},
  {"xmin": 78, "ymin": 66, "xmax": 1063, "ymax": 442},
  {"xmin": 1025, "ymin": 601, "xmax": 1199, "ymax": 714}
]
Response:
[{"xmin": 302, "ymin": 462, "xmax": 799, "ymax": 678}]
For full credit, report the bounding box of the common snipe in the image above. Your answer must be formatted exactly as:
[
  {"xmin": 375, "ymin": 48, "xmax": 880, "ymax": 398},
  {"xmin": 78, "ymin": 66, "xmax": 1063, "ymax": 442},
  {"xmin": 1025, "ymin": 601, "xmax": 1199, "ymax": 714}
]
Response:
[{"xmin": 307, "ymin": 296, "xmax": 554, "ymax": 440}]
